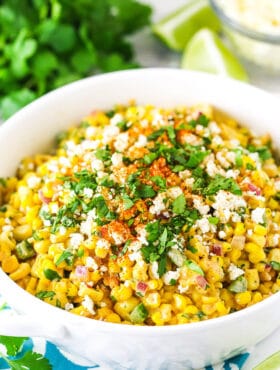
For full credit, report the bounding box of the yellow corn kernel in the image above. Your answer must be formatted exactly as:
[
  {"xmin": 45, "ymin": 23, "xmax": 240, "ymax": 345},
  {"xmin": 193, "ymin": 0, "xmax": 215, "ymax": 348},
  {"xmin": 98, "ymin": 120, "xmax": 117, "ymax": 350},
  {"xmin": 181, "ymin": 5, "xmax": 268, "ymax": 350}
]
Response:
[
  {"xmin": 201, "ymin": 304, "xmax": 216, "ymax": 316},
  {"xmin": 244, "ymin": 242, "xmax": 258, "ymax": 253},
  {"xmin": 173, "ymin": 294, "xmax": 191, "ymax": 312},
  {"xmin": 215, "ymin": 301, "xmax": 228, "ymax": 315},
  {"xmin": 251, "ymin": 292, "xmax": 263, "ymax": 304},
  {"xmin": 162, "ymin": 291, "xmax": 174, "ymax": 303},
  {"xmin": 234, "ymin": 223, "xmax": 246, "ymax": 236},
  {"xmin": 159, "ymin": 304, "xmax": 172, "ymax": 322},
  {"xmin": 114, "ymin": 297, "xmax": 139, "ymax": 320},
  {"xmin": 33, "ymin": 240, "xmax": 50, "ymax": 254},
  {"xmin": 143, "ymin": 292, "xmax": 161, "ymax": 309},
  {"xmin": 108, "ymin": 259, "xmax": 121, "ymax": 273},
  {"xmin": 268, "ymin": 198, "xmax": 279, "ymax": 210},
  {"xmin": 0, "ymin": 232, "xmax": 16, "ymax": 251},
  {"xmin": 132, "ymin": 263, "xmax": 148, "ymax": 281},
  {"xmin": 9, "ymin": 263, "xmax": 31, "ymax": 281},
  {"xmin": 184, "ymin": 305, "xmax": 199, "ymax": 315},
  {"xmin": 111, "ymin": 285, "xmax": 132, "ymax": 301},
  {"xmin": 268, "ymin": 248, "xmax": 280, "ymax": 263},
  {"xmin": 147, "ymin": 279, "xmax": 160, "ymax": 290},
  {"xmin": 78, "ymin": 285, "xmax": 104, "ymax": 302},
  {"xmin": 2, "ymin": 255, "xmax": 19, "ymax": 273},
  {"xmin": 245, "ymin": 269, "xmax": 260, "ymax": 290},
  {"xmin": 235, "ymin": 291, "xmax": 252, "ymax": 306},
  {"xmin": 95, "ymin": 245, "xmax": 109, "ymax": 258},
  {"xmin": 201, "ymin": 296, "xmax": 217, "ymax": 304},
  {"xmin": 70, "ymin": 306, "xmax": 88, "ymax": 316},
  {"xmin": 228, "ymin": 248, "xmax": 242, "ymax": 263},
  {"xmin": 254, "ymin": 225, "xmax": 267, "ymax": 236},
  {"xmin": 97, "ymin": 307, "xmax": 113, "ymax": 319},
  {"xmin": 248, "ymin": 234, "xmax": 266, "ymax": 248},
  {"xmin": 105, "ymin": 313, "xmax": 121, "ymax": 323},
  {"xmin": 222, "ymin": 242, "xmax": 232, "ymax": 253},
  {"xmin": 90, "ymin": 270, "xmax": 102, "ymax": 284},
  {"xmin": 249, "ymin": 249, "xmax": 266, "ymax": 264},
  {"xmin": 26, "ymin": 277, "xmax": 38, "ymax": 294},
  {"xmin": 119, "ymin": 266, "xmax": 132, "ymax": 281},
  {"xmin": 13, "ymin": 224, "xmax": 32, "ymax": 241},
  {"xmin": 151, "ymin": 310, "xmax": 164, "ymax": 326}
]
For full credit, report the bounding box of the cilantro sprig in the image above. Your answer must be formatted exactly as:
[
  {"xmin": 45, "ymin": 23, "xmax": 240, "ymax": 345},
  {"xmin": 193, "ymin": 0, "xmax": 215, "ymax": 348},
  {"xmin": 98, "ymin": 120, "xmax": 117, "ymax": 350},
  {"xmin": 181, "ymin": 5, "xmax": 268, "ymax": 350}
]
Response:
[
  {"xmin": 0, "ymin": 0, "xmax": 152, "ymax": 119},
  {"xmin": 0, "ymin": 336, "xmax": 51, "ymax": 370}
]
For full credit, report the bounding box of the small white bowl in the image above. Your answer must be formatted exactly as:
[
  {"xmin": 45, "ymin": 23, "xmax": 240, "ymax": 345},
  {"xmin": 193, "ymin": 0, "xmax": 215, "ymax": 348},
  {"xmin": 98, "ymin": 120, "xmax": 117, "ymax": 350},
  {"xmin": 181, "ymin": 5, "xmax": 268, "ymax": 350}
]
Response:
[{"xmin": 0, "ymin": 69, "xmax": 280, "ymax": 369}]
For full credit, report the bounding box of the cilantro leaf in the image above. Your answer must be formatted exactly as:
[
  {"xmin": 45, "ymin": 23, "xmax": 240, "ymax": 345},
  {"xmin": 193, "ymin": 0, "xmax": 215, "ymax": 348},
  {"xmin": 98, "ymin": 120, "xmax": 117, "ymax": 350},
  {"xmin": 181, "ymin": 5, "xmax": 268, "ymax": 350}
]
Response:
[
  {"xmin": 203, "ymin": 175, "xmax": 242, "ymax": 196},
  {"xmin": 247, "ymin": 144, "xmax": 272, "ymax": 161},
  {"xmin": 172, "ymin": 194, "xmax": 186, "ymax": 214},
  {"xmin": 189, "ymin": 114, "xmax": 209, "ymax": 128},
  {"xmin": 151, "ymin": 176, "xmax": 166, "ymax": 190},
  {"xmin": 55, "ymin": 251, "xmax": 75, "ymax": 266},
  {"xmin": 0, "ymin": 336, "xmax": 27, "ymax": 357},
  {"xmin": 43, "ymin": 269, "xmax": 61, "ymax": 281},
  {"xmin": 35, "ymin": 291, "xmax": 56, "ymax": 299},
  {"xmin": 185, "ymin": 260, "xmax": 204, "ymax": 276},
  {"xmin": 134, "ymin": 184, "xmax": 156, "ymax": 199}
]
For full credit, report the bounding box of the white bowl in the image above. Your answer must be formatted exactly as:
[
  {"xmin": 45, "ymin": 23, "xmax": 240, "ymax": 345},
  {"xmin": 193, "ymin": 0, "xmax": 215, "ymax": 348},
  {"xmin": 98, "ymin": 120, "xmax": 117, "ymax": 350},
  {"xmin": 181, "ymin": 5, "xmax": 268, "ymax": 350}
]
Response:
[{"xmin": 0, "ymin": 69, "xmax": 280, "ymax": 369}]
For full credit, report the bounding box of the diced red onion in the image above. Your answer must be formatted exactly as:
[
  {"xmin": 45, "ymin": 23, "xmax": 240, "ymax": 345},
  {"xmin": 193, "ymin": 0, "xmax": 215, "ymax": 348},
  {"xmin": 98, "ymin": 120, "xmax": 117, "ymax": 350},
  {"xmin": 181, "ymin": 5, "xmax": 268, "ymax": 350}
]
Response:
[
  {"xmin": 75, "ymin": 265, "xmax": 88, "ymax": 279},
  {"xmin": 196, "ymin": 275, "xmax": 208, "ymax": 289},
  {"xmin": 136, "ymin": 281, "xmax": 148, "ymax": 295},
  {"xmin": 38, "ymin": 190, "xmax": 52, "ymax": 204},
  {"xmin": 212, "ymin": 244, "xmax": 222, "ymax": 256},
  {"xmin": 248, "ymin": 183, "xmax": 261, "ymax": 196}
]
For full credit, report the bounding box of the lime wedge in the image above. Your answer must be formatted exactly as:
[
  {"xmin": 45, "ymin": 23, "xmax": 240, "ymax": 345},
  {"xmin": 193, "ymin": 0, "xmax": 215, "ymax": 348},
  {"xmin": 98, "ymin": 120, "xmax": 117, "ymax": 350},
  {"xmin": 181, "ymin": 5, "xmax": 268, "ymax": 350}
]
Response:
[
  {"xmin": 152, "ymin": 0, "xmax": 220, "ymax": 51},
  {"xmin": 253, "ymin": 351, "xmax": 280, "ymax": 370},
  {"xmin": 181, "ymin": 28, "xmax": 249, "ymax": 81}
]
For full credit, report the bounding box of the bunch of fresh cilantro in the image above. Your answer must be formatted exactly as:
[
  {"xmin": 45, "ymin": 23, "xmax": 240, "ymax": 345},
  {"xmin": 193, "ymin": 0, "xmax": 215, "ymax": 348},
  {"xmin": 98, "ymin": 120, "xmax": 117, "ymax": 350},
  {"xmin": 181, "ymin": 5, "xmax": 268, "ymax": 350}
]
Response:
[
  {"xmin": 0, "ymin": 0, "xmax": 152, "ymax": 120},
  {"xmin": 0, "ymin": 335, "xmax": 51, "ymax": 369}
]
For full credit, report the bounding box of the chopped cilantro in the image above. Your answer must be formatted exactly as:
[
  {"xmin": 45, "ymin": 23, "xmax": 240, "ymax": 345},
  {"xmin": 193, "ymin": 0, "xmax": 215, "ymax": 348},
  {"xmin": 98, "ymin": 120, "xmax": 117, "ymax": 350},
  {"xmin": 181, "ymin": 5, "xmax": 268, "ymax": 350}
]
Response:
[
  {"xmin": 0, "ymin": 206, "xmax": 7, "ymax": 213},
  {"xmin": 117, "ymin": 120, "xmax": 129, "ymax": 131},
  {"xmin": 151, "ymin": 176, "xmax": 166, "ymax": 190},
  {"xmin": 246, "ymin": 163, "xmax": 255, "ymax": 170},
  {"xmin": 120, "ymin": 240, "xmax": 131, "ymax": 256},
  {"xmin": 203, "ymin": 174, "xmax": 242, "ymax": 196},
  {"xmin": 189, "ymin": 114, "xmax": 209, "ymax": 128},
  {"xmin": 35, "ymin": 291, "xmax": 56, "ymax": 299},
  {"xmin": 172, "ymin": 194, "xmax": 186, "ymax": 214},
  {"xmin": 186, "ymin": 150, "xmax": 209, "ymax": 168},
  {"xmin": 43, "ymin": 269, "xmax": 61, "ymax": 281},
  {"xmin": 134, "ymin": 183, "xmax": 156, "ymax": 199},
  {"xmin": 247, "ymin": 144, "xmax": 272, "ymax": 161},
  {"xmin": 233, "ymin": 149, "xmax": 243, "ymax": 168},
  {"xmin": 169, "ymin": 278, "xmax": 177, "ymax": 286},
  {"xmin": 122, "ymin": 195, "xmax": 135, "ymax": 210},
  {"xmin": 55, "ymin": 250, "xmax": 75, "ymax": 266},
  {"xmin": 0, "ymin": 178, "xmax": 7, "ymax": 187},
  {"xmin": 95, "ymin": 148, "xmax": 111, "ymax": 162},
  {"xmin": 185, "ymin": 260, "xmax": 204, "ymax": 276},
  {"xmin": 208, "ymin": 216, "xmax": 219, "ymax": 225},
  {"xmin": 143, "ymin": 152, "xmax": 158, "ymax": 165},
  {"xmin": 158, "ymin": 253, "xmax": 167, "ymax": 277}
]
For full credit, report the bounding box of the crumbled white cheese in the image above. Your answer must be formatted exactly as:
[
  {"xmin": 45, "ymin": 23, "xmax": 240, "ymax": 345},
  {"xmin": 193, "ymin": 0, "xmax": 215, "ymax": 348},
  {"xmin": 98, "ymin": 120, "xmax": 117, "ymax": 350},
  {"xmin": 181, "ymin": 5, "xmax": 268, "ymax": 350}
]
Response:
[
  {"xmin": 208, "ymin": 121, "xmax": 221, "ymax": 134},
  {"xmin": 218, "ymin": 230, "xmax": 226, "ymax": 239},
  {"xmin": 110, "ymin": 113, "xmax": 124, "ymax": 126},
  {"xmin": 212, "ymin": 190, "xmax": 246, "ymax": 223},
  {"xmin": 274, "ymin": 180, "xmax": 280, "ymax": 191},
  {"xmin": 85, "ymin": 126, "xmax": 98, "ymax": 138},
  {"xmin": 136, "ymin": 225, "xmax": 148, "ymax": 246},
  {"xmin": 114, "ymin": 132, "xmax": 129, "ymax": 152},
  {"xmin": 91, "ymin": 158, "xmax": 104, "ymax": 172},
  {"xmin": 163, "ymin": 270, "xmax": 180, "ymax": 285},
  {"xmin": 65, "ymin": 303, "xmax": 74, "ymax": 311},
  {"xmin": 111, "ymin": 231, "xmax": 126, "ymax": 246},
  {"xmin": 167, "ymin": 187, "xmax": 183, "ymax": 199},
  {"xmin": 216, "ymin": 152, "xmax": 230, "ymax": 168},
  {"xmin": 83, "ymin": 187, "xmax": 93, "ymax": 198},
  {"xmin": 128, "ymin": 251, "xmax": 143, "ymax": 262},
  {"xmin": 251, "ymin": 207, "xmax": 266, "ymax": 224},
  {"xmin": 85, "ymin": 257, "xmax": 98, "ymax": 270},
  {"xmin": 81, "ymin": 140, "xmax": 99, "ymax": 151},
  {"xmin": 193, "ymin": 197, "xmax": 210, "ymax": 215},
  {"xmin": 226, "ymin": 169, "xmax": 239, "ymax": 179},
  {"xmin": 82, "ymin": 295, "xmax": 95, "ymax": 315},
  {"xmin": 70, "ymin": 233, "xmax": 84, "ymax": 248},
  {"xmin": 27, "ymin": 175, "xmax": 41, "ymax": 189},
  {"xmin": 103, "ymin": 125, "xmax": 120, "ymax": 144},
  {"xmin": 149, "ymin": 193, "xmax": 166, "ymax": 215},
  {"xmin": 228, "ymin": 263, "xmax": 244, "ymax": 281},
  {"xmin": 96, "ymin": 238, "xmax": 111, "ymax": 250},
  {"xmin": 272, "ymin": 234, "xmax": 280, "ymax": 246},
  {"xmin": 50, "ymin": 203, "xmax": 59, "ymax": 214},
  {"xmin": 212, "ymin": 136, "xmax": 223, "ymax": 146},
  {"xmin": 111, "ymin": 152, "xmax": 123, "ymax": 167},
  {"xmin": 196, "ymin": 217, "xmax": 211, "ymax": 234},
  {"xmin": 134, "ymin": 134, "xmax": 147, "ymax": 148},
  {"xmin": 150, "ymin": 261, "xmax": 159, "ymax": 279},
  {"xmin": 178, "ymin": 282, "xmax": 189, "ymax": 294}
]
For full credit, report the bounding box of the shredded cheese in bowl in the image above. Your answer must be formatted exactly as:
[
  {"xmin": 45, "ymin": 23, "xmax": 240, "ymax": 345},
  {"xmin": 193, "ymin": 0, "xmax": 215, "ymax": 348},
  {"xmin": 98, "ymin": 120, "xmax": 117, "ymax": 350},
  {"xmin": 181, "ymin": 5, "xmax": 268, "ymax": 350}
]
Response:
[
  {"xmin": 211, "ymin": 0, "xmax": 280, "ymax": 71},
  {"xmin": 1, "ymin": 102, "xmax": 280, "ymax": 326}
]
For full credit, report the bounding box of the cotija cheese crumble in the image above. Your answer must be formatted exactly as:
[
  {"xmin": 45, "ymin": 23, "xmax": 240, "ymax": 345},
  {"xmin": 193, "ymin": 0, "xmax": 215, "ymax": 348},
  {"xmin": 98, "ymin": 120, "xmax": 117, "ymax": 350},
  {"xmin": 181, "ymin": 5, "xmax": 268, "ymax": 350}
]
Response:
[{"xmin": 1, "ymin": 103, "xmax": 280, "ymax": 325}]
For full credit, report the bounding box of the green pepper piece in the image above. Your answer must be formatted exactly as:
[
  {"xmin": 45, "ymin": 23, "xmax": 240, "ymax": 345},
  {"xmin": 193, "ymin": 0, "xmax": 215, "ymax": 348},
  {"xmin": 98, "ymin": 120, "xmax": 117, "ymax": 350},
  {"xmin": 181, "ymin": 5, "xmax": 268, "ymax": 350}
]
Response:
[
  {"xmin": 130, "ymin": 303, "xmax": 148, "ymax": 324},
  {"xmin": 270, "ymin": 261, "xmax": 280, "ymax": 271},
  {"xmin": 228, "ymin": 276, "xmax": 247, "ymax": 293},
  {"xmin": 15, "ymin": 240, "xmax": 35, "ymax": 260}
]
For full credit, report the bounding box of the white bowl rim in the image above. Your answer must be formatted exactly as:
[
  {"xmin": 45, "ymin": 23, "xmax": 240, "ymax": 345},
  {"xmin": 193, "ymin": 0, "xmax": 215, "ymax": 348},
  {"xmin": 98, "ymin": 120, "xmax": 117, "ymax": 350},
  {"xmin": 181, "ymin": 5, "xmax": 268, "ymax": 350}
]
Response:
[{"xmin": 1, "ymin": 68, "xmax": 280, "ymax": 336}]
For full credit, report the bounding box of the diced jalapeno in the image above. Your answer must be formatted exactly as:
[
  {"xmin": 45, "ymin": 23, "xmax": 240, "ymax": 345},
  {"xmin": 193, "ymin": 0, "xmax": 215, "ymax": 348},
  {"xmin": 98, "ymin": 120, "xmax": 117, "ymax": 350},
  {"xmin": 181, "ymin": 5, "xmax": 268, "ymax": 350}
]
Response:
[
  {"xmin": 130, "ymin": 303, "xmax": 148, "ymax": 324},
  {"xmin": 168, "ymin": 248, "xmax": 186, "ymax": 267},
  {"xmin": 15, "ymin": 240, "xmax": 35, "ymax": 260},
  {"xmin": 228, "ymin": 276, "xmax": 247, "ymax": 293}
]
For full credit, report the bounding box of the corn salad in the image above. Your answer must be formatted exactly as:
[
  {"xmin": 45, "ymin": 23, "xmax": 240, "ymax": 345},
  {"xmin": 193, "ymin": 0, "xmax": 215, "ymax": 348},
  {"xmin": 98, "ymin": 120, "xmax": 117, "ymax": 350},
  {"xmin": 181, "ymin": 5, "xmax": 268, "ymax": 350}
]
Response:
[{"xmin": 1, "ymin": 103, "xmax": 280, "ymax": 326}]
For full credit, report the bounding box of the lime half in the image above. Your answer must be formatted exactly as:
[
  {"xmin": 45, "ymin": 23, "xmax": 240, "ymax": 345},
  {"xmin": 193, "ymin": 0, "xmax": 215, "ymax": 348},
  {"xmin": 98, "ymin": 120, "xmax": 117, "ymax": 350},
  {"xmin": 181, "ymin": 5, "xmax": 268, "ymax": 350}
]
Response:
[
  {"xmin": 181, "ymin": 28, "xmax": 249, "ymax": 82},
  {"xmin": 152, "ymin": 0, "xmax": 220, "ymax": 51},
  {"xmin": 253, "ymin": 351, "xmax": 280, "ymax": 370}
]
